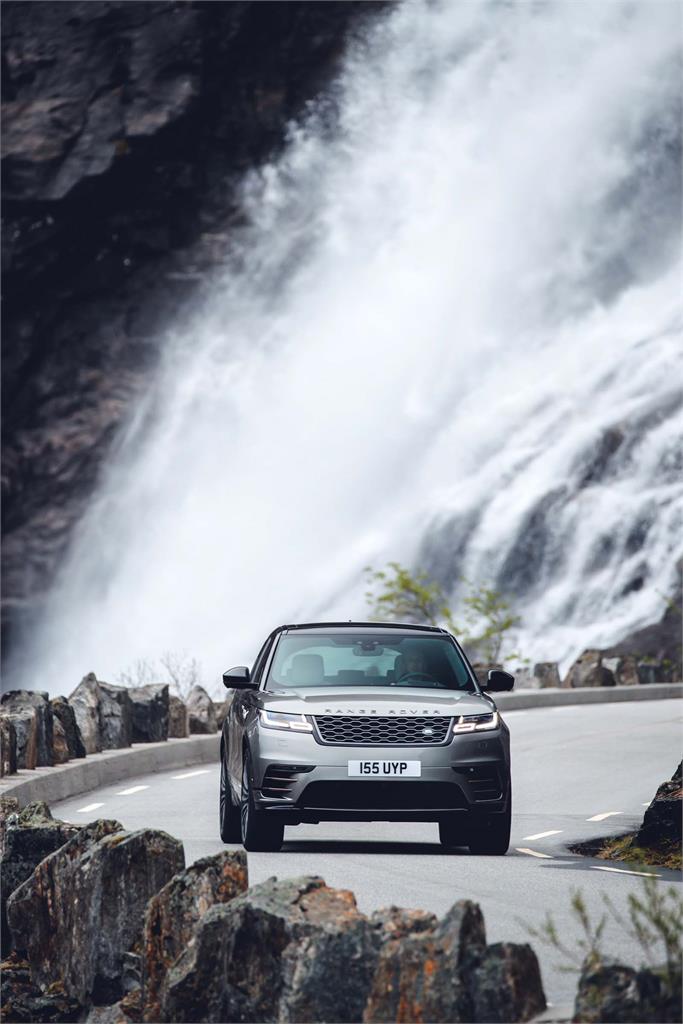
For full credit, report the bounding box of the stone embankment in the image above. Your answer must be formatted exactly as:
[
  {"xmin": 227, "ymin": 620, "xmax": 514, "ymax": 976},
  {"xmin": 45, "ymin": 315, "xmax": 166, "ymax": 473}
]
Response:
[
  {"xmin": 1, "ymin": 800, "xmax": 545, "ymax": 1023},
  {"xmin": 0, "ymin": 675, "xmax": 227, "ymax": 778},
  {"xmin": 475, "ymin": 648, "xmax": 679, "ymax": 689},
  {"xmin": 1, "ymin": 797, "xmax": 679, "ymax": 1023}
]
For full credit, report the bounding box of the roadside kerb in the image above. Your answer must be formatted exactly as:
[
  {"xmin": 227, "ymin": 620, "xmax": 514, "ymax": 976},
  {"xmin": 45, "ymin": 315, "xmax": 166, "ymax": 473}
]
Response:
[
  {"xmin": 0, "ymin": 684, "xmax": 680, "ymax": 809},
  {"xmin": 494, "ymin": 682, "xmax": 682, "ymax": 711},
  {"xmin": 0, "ymin": 734, "xmax": 220, "ymax": 808}
]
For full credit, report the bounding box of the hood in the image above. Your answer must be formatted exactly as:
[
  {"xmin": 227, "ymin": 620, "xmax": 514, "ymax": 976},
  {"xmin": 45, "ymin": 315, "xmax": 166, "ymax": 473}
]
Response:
[{"xmin": 258, "ymin": 686, "xmax": 492, "ymax": 717}]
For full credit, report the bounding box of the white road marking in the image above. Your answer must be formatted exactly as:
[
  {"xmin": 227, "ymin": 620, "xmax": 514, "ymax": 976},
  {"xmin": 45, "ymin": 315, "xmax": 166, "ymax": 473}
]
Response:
[
  {"xmin": 591, "ymin": 866, "xmax": 658, "ymax": 879},
  {"xmin": 587, "ymin": 811, "xmax": 623, "ymax": 822},
  {"xmin": 76, "ymin": 802, "xmax": 104, "ymax": 813},
  {"xmin": 116, "ymin": 785, "xmax": 149, "ymax": 796},
  {"xmin": 515, "ymin": 847, "xmax": 554, "ymax": 859},
  {"xmin": 172, "ymin": 769, "xmax": 211, "ymax": 780},
  {"xmin": 521, "ymin": 830, "xmax": 563, "ymax": 841}
]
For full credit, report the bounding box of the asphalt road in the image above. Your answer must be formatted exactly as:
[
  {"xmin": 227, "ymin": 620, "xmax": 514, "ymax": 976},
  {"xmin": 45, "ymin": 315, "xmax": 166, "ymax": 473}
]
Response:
[{"xmin": 53, "ymin": 700, "xmax": 682, "ymax": 1010}]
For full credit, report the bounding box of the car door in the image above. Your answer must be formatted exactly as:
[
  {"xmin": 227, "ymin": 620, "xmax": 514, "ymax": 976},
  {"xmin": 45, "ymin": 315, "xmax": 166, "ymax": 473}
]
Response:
[{"xmin": 227, "ymin": 633, "xmax": 277, "ymax": 795}]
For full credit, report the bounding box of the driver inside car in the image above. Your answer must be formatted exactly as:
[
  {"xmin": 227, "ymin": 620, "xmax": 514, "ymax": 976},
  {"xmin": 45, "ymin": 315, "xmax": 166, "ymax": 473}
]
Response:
[{"xmin": 394, "ymin": 645, "xmax": 430, "ymax": 682}]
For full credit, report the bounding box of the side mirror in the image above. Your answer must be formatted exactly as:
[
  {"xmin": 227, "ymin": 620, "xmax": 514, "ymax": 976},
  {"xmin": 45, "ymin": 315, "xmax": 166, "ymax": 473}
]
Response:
[
  {"xmin": 222, "ymin": 666, "xmax": 256, "ymax": 690},
  {"xmin": 485, "ymin": 669, "xmax": 515, "ymax": 692}
]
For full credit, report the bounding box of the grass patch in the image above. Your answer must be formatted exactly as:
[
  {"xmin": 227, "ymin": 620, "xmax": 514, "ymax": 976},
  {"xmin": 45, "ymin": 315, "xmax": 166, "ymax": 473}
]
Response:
[{"xmin": 571, "ymin": 831, "xmax": 682, "ymax": 871}]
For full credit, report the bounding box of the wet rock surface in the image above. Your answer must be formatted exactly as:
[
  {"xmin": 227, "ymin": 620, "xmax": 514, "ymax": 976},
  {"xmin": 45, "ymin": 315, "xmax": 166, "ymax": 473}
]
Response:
[
  {"xmin": 636, "ymin": 761, "xmax": 682, "ymax": 847},
  {"xmin": 0, "ymin": 690, "xmax": 53, "ymax": 765},
  {"xmin": 1, "ymin": 714, "xmax": 18, "ymax": 775},
  {"xmin": 573, "ymin": 959, "xmax": 682, "ymax": 1023},
  {"xmin": 129, "ymin": 683, "xmax": 169, "ymax": 743},
  {"xmin": 0, "ymin": 952, "xmax": 82, "ymax": 1023},
  {"xmin": 160, "ymin": 875, "xmax": 377, "ymax": 1023},
  {"xmin": 142, "ymin": 849, "xmax": 248, "ymax": 1021},
  {"xmin": 50, "ymin": 694, "xmax": 86, "ymax": 760},
  {"xmin": 167, "ymin": 696, "xmax": 188, "ymax": 738},
  {"xmin": 1, "ymin": 800, "xmax": 80, "ymax": 958},
  {"xmin": 7, "ymin": 818, "xmax": 184, "ymax": 1006},
  {"xmin": 186, "ymin": 685, "xmax": 217, "ymax": 734}
]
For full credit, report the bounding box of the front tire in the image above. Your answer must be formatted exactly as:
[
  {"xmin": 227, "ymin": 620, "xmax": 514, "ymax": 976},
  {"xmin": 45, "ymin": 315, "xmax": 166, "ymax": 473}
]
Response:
[
  {"xmin": 219, "ymin": 746, "xmax": 241, "ymax": 843},
  {"xmin": 240, "ymin": 750, "xmax": 284, "ymax": 852},
  {"xmin": 468, "ymin": 787, "xmax": 512, "ymax": 855}
]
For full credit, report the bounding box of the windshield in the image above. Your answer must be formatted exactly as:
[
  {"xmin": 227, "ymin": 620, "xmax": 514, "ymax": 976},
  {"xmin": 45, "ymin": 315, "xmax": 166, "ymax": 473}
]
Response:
[{"xmin": 266, "ymin": 634, "xmax": 475, "ymax": 692}]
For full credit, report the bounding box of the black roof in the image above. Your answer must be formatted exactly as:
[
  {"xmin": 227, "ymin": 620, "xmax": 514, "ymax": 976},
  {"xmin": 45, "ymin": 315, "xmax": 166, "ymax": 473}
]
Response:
[{"xmin": 278, "ymin": 621, "xmax": 448, "ymax": 635}]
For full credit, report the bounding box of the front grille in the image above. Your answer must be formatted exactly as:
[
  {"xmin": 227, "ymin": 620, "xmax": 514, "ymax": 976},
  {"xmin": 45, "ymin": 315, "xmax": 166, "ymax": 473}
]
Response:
[
  {"xmin": 261, "ymin": 764, "xmax": 313, "ymax": 799},
  {"xmin": 299, "ymin": 781, "xmax": 465, "ymax": 811},
  {"xmin": 313, "ymin": 716, "xmax": 451, "ymax": 746}
]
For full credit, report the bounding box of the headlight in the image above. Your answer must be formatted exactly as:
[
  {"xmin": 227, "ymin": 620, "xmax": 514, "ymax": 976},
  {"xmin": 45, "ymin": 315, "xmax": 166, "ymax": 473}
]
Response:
[
  {"xmin": 453, "ymin": 711, "xmax": 499, "ymax": 733},
  {"xmin": 259, "ymin": 709, "xmax": 313, "ymax": 733}
]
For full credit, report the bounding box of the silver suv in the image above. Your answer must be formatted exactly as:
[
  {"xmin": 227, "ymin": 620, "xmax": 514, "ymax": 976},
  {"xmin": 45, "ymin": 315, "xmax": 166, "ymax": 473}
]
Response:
[{"xmin": 219, "ymin": 622, "xmax": 513, "ymax": 854}]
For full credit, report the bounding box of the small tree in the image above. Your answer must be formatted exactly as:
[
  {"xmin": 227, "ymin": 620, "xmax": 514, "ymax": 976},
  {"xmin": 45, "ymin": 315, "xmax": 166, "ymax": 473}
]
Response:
[
  {"xmin": 364, "ymin": 562, "xmax": 523, "ymax": 666},
  {"xmin": 117, "ymin": 650, "xmax": 209, "ymax": 700}
]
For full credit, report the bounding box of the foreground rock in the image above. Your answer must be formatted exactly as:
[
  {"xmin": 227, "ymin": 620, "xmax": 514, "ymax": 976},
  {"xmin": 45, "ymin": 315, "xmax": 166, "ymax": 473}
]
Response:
[
  {"xmin": 7, "ymin": 819, "xmax": 184, "ymax": 1005},
  {"xmin": 564, "ymin": 650, "xmax": 616, "ymax": 688},
  {"xmin": 366, "ymin": 901, "xmax": 545, "ymax": 1023},
  {"xmin": 573, "ymin": 958, "xmax": 682, "ymax": 1023},
  {"xmin": 159, "ymin": 875, "xmax": 545, "ymax": 1023},
  {"xmin": 0, "ymin": 691, "xmax": 53, "ymax": 765},
  {"xmin": 69, "ymin": 674, "xmax": 133, "ymax": 752},
  {"xmin": 1, "ymin": 715, "xmax": 17, "ymax": 775},
  {"xmin": 636, "ymin": 761, "xmax": 682, "ymax": 848},
  {"xmin": 161, "ymin": 875, "xmax": 377, "ymax": 1022},
  {"xmin": 1, "ymin": 801, "xmax": 80, "ymax": 957},
  {"xmin": 0, "ymin": 952, "xmax": 82, "ymax": 1023},
  {"xmin": 186, "ymin": 685, "xmax": 217, "ymax": 734},
  {"xmin": 50, "ymin": 696, "xmax": 86, "ymax": 760},
  {"xmin": 129, "ymin": 683, "xmax": 169, "ymax": 743},
  {"xmin": 142, "ymin": 850, "xmax": 248, "ymax": 1020},
  {"xmin": 167, "ymin": 696, "xmax": 188, "ymax": 738}
]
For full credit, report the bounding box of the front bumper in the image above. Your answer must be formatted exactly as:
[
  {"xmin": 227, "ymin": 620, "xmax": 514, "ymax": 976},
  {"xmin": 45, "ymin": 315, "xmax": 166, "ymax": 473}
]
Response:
[{"xmin": 249, "ymin": 721, "xmax": 510, "ymax": 824}]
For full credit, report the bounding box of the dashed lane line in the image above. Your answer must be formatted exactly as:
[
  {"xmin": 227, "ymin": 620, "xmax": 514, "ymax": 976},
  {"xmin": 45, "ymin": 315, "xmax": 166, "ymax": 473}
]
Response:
[
  {"xmin": 591, "ymin": 866, "xmax": 659, "ymax": 879},
  {"xmin": 587, "ymin": 811, "xmax": 623, "ymax": 822},
  {"xmin": 521, "ymin": 830, "xmax": 563, "ymax": 841},
  {"xmin": 172, "ymin": 769, "xmax": 212, "ymax": 780},
  {"xmin": 116, "ymin": 785, "xmax": 149, "ymax": 796},
  {"xmin": 77, "ymin": 802, "xmax": 104, "ymax": 813},
  {"xmin": 515, "ymin": 848, "xmax": 554, "ymax": 859}
]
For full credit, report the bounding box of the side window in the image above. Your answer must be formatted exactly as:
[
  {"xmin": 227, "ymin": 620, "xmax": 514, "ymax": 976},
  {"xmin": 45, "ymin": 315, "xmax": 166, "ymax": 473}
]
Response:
[{"xmin": 252, "ymin": 635, "xmax": 276, "ymax": 685}]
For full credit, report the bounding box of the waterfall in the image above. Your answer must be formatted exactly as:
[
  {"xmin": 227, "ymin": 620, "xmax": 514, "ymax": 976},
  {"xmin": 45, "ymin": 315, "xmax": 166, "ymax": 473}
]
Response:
[{"xmin": 12, "ymin": 0, "xmax": 682, "ymax": 694}]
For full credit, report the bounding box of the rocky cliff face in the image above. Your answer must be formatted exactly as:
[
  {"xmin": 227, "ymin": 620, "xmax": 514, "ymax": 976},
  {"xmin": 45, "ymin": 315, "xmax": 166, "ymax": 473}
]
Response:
[{"xmin": 1, "ymin": 0, "xmax": 387, "ymax": 656}]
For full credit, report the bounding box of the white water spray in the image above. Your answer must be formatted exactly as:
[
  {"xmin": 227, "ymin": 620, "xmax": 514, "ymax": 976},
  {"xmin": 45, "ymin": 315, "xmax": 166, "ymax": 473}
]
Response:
[{"xmin": 13, "ymin": 0, "xmax": 683, "ymax": 693}]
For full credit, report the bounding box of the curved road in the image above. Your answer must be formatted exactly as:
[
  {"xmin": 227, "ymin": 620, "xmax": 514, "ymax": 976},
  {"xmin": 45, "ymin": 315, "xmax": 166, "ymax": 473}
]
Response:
[{"xmin": 53, "ymin": 700, "xmax": 682, "ymax": 1010}]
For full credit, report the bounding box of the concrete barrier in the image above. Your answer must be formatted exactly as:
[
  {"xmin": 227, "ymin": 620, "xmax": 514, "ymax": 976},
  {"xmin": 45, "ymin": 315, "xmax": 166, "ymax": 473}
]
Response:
[
  {"xmin": 0, "ymin": 684, "xmax": 680, "ymax": 809},
  {"xmin": 0, "ymin": 734, "xmax": 220, "ymax": 808},
  {"xmin": 495, "ymin": 682, "xmax": 682, "ymax": 711}
]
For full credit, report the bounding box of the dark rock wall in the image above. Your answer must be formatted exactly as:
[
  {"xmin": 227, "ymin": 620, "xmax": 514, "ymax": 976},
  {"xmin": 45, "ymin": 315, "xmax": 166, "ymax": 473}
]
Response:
[{"xmin": 1, "ymin": 0, "xmax": 388, "ymax": 656}]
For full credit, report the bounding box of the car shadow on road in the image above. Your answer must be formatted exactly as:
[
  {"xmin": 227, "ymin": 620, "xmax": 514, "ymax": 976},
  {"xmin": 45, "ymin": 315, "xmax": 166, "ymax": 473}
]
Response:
[{"xmin": 280, "ymin": 839, "xmax": 470, "ymax": 855}]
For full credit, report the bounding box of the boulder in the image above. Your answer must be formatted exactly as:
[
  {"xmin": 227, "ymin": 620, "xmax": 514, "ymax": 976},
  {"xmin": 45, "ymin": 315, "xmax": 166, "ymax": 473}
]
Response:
[
  {"xmin": 533, "ymin": 662, "xmax": 561, "ymax": 688},
  {"xmin": 365, "ymin": 899, "xmax": 545, "ymax": 1023},
  {"xmin": 636, "ymin": 762, "xmax": 682, "ymax": 848},
  {"xmin": 186, "ymin": 685, "xmax": 217, "ymax": 734},
  {"xmin": 50, "ymin": 715, "xmax": 71, "ymax": 765},
  {"xmin": 129, "ymin": 684, "xmax": 169, "ymax": 743},
  {"xmin": 573, "ymin": 958, "xmax": 682, "ymax": 1023},
  {"xmin": 636, "ymin": 660, "xmax": 670, "ymax": 685},
  {"xmin": 69, "ymin": 674, "xmax": 133, "ymax": 752},
  {"xmin": 160, "ymin": 875, "xmax": 377, "ymax": 1023},
  {"xmin": 1, "ymin": 801, "xmax": 80, "ymax": 958},
  {"xmin": 68, "ymin": 672, "xmax": 101, "ymax": 753},
  {"xmin": 142, "ymin": 850, "xmax": 248, "ymax": 1020},
  {"xmin": 50, "ymin": 696, "xmax": 86, "ymax": 759},
  {"xmin": 167, "ymin": 696, "xmax": 188, "ymax": 738},
  {"xmin": 1, "ymin": 715, "xmax": 17, "ymax": 775},
  {"xmin": 7, "ymin": 820, "xmax": 184, "ymax": 1006},
  {"xmin": 1, "ymin": 709, "xmax": 38, "ymax": 770},
  {"xmin": 0, "ymin": 952, "xmax": 82, "ymax": 1023},
  {"xmin": 0, "ymin": 691, "xmax": 53, "ymax": 766},
  {"xmin": 564, "ymin": 650, "xmax": 616, "ymax": 688}
]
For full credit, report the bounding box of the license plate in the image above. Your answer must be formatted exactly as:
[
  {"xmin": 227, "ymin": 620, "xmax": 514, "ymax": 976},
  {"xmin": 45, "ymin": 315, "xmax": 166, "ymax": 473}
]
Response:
[{"xmin": 348, "ymin": 760, "xmax": 421, "ymax": 777}]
